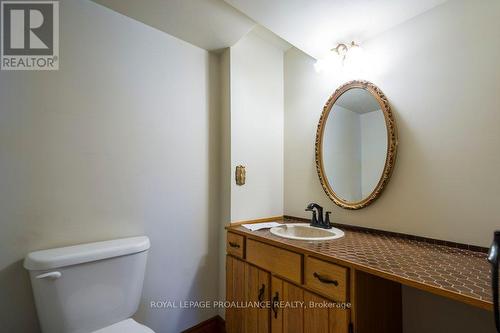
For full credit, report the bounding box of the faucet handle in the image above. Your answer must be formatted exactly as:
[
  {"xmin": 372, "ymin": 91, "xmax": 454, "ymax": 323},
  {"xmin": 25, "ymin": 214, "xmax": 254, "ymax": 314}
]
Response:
[
  {"xmin": 325, "ymin": 211, "xmax": 332, "ymax": 227},
  {"xmin": 305, "ymin": 209, "xmax": 318, "ymax": 226}
]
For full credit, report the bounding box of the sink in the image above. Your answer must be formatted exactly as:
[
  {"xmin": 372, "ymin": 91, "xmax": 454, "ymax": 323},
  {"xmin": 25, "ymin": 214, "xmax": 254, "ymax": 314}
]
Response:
[{"xmin": 269, "ymin": 223, "xmax": 344, "ymax": 241}]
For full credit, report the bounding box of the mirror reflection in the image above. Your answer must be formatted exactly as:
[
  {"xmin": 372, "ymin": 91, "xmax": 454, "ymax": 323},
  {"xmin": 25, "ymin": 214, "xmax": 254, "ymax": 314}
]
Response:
[{"xmin": 322, "ymin": 88, "xmax": 388, "ymax": 202}]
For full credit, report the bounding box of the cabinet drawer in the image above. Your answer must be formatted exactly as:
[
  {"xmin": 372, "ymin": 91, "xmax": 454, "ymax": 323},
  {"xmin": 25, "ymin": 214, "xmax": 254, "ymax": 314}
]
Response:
[
  {"xmin": 227, "ymin": 232, "xmax": 245, "ymax": 258},
  {"xmin": 305, "ymin": 257, "xmax": 348, "ymax": 301},
  {"xmin": 246, "ymin": 239, "xmax": 302, "ymax": 284}
]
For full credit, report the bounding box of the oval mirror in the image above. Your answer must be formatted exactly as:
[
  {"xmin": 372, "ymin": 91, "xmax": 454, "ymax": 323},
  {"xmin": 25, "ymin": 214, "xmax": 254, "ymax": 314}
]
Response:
[{"xmin": 315, "ymin": 81, "xmax": 398, "ymax": 209}]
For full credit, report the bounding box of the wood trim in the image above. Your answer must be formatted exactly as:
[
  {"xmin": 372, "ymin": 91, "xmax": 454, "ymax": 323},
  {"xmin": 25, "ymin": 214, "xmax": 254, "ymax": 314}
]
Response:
[
  {"xmin": 315, "ymin": 80, "xmax": 398, "ymax": 210},
  {"xmin": 227, "ymin": 215, "xmax": 284, "ymax": 227},
  {"xmin": 227, "ymin": 226, "xmax": 493, "ymax": 311},
  {"xmin": 349, "ymin": 269, "xmax": 357, "ymax": 332},
  {"xmin": 181, "ymin": 315, "xmax": 225, "ymax": 333}
]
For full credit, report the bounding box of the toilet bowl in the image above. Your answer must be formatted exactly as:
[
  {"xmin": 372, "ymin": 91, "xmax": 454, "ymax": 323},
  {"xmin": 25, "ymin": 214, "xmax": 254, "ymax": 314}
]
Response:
[{"xmin": 24, "ymin": 236, "xmax": 155, "ymax": 333}]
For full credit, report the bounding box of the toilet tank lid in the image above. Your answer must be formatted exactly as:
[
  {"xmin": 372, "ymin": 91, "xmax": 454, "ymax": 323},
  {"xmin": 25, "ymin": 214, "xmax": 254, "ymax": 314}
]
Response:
[{"xmin": 24, "ymin": 236, "xmax": 150, "ymax": 271}]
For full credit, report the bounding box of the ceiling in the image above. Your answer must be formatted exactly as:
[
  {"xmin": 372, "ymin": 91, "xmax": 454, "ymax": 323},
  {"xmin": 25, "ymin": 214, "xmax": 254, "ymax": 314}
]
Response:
[
  {"xmin": 91, "ymin": 0, "xmax": 256, "ymax": 51},
  {"xmin": 336, "ymin": 88, "xmax": 381, "ymax": 114},
  {"xmin": 224, "ymin": 0, "xmax": 448, "ymax": 58},
  {"xmin": 92, "ymin": 0, "xmax": 448, "ymax": 58}
]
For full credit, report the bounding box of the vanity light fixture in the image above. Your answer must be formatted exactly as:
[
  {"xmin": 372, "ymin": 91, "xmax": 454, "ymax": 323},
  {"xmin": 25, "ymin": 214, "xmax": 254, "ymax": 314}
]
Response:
[
  {"xmin": 314, "ymin": 41, "xmax": 363, "ymax": 73},
  {"xmin": 333, "ymin": 41, "xmax": 360, "ymax": 64}
]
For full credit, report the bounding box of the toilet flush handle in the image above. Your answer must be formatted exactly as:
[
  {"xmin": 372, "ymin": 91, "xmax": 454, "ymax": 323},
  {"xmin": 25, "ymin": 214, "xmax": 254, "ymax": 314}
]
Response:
[{"xmin": 35, "ymin": 271, "xmax": 62, "ymax": 280}]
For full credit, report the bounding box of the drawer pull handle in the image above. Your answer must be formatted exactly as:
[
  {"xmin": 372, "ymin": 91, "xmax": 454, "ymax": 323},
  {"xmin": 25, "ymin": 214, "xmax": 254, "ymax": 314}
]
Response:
[
  {"xmin": 313, "ymin": 272, "xmax": 338, "ymax": 286},
  {"xmin": 228, "ymin": 241, "xmax": 240, "ymax": 248},
  {"xmin": 271, "ymin": 292, "xmax": 280, "ymax": 319},
  {"xmin": 258, "ymin": 284, "xmax": 265, "ymax": 303}
]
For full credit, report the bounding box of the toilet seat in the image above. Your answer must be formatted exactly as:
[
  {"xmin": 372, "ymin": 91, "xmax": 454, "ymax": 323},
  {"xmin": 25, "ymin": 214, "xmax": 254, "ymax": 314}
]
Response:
[{"xmin": 93, "ymin": 319, "xmax": 155, "ymax": 333}]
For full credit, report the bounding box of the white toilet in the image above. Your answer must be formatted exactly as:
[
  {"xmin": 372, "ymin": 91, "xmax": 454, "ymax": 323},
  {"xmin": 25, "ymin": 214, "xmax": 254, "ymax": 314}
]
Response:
[{"xmin": 24, "ymin": 236, "xmax": 155, "ymax": 333}]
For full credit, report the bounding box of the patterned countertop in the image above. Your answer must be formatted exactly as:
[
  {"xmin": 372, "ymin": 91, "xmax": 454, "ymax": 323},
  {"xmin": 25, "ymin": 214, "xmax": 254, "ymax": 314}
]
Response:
[{"xmin": 227, "ymin": 218, "xmax": 493, "ymax": 310}]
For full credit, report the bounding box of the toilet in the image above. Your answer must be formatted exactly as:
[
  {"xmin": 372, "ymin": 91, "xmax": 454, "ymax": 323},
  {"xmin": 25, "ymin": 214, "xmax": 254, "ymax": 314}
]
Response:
[{"xmin": 24, "ymin": 236, "xmax": 154, "ymax": 333}]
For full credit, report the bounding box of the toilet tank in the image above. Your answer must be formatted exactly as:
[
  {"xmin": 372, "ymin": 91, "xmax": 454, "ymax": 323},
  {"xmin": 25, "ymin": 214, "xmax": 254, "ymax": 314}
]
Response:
[{"xmin": 24, "ymin": 236, "xmax": 150, "ymax": 333}]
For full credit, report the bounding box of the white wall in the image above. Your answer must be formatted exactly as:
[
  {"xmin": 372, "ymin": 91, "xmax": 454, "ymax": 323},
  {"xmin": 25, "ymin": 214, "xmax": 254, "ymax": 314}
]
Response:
[
  {"xmin": 0, "ymin": 1, "xmax": 221, "ymax": 332},
  {"xmin": 324, "ymin": 105, "xmax": 361, "ymax": 201},
  {"xmin": 284, "ymin": 0, "xmax": 500, "ymax": 332},
  {"xmin": 284, "ymin": 0, "xmax": 500, "ymax": 248},
  {"xmin": 218, "ymin": 48, "xmax": 231, "ymax": 317},
  {"xmin": 360, "ymin": 110, "xmax": 386, "ymax": 197},
  {"xmin": 229, "ymin": 30, "xmax": 285, "ymax": 222}
]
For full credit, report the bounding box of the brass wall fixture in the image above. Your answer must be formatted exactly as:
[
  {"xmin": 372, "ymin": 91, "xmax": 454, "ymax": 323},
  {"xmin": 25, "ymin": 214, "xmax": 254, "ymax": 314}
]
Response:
[{"xmin": 235, "ymin": 165, "xmax": 246, "ymax": 186}]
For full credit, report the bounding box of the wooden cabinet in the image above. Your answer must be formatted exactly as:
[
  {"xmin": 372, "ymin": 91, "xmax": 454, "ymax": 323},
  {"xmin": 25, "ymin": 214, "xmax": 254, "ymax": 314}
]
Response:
[
  {"xmin": 226, "ymin": 231, "xmax": 401, "ymax": 333},
  {"xmin": 270, "ymin": 277, "xmax": 349, "ymax": 333},
  {"xmin": 270, "ymin": 276, "xmax": 284, "ymax": 333},
  {"xmin": 226, "ymin": 255, "xmax": 245, "ymax": 333},
  {"xmin": 226, "ymin": 254, "xmax": 271, "ymax": 333},
  {"xmin": 227, "ymin": 232, "xmax": 245, "ymax": 258},
  {"xmin": 246, "ymin": 239, "xmax": 302, "ymax": 284},
  {"xmin": 245, "ymin": 264, "xmax": 271, "ymax": 333},
  {"xmin": 305, "ymin": 257, "xmax": 348, "ymax": 302},
  {"xmin": 275, "ymin": 278, "xmax": 304, "ymax": 333},
  {"xmin": 304, "ymin": 291, "xmax": 349, "ymax": 333}
]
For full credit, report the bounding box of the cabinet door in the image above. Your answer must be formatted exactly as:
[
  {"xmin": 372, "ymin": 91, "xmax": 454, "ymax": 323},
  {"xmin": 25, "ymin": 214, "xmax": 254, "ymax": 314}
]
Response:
[
  {"xmin": 304, "ymin": 291, "xmax": 349, "ymax": 333},
  {"xmin": 271, "ymin": 277, "xmax": 304, "ymax": 333},
  {"xmin": 304, "ymin": 291, "xmax": 328, "ymax": 333},
  {"xmin": 271, "ymin": 276, "xmax": 283, "ymax": 333},
  {"xmin": 245, "ymin": 264, "xmax": 270, "ymax": 333},
  {"xmin": 226, "ymin": 255, "xmax": 245, "ymax": 333}
]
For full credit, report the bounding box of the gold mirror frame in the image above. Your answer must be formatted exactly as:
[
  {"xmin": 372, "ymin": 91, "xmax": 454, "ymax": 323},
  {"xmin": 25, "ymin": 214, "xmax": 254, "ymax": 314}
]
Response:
[{"xmin": 315, "ymin": 80, "xmax": 398, "ymax": 210}]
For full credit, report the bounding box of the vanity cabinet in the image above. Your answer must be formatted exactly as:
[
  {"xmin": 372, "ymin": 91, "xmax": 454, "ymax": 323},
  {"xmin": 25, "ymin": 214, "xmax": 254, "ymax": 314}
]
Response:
[
  {"xmin": 272, "ymin": 277, "xmax": 303, "ymax": 333},
  {"xmin": 227, "ymin": 256, "xmax": 346, "ymax": 333},
  {"xmin": 226, "ymin": 233, "xmax": 353, "ymax": 333},
  {"xmin": 245, "ymin": 263, "xmax": 271, "ymax": 332},
  {"xmin": 270, "ymin": 276, "xmax": 348, "ymax": 333},
  {"xmin": 226, "ymin": 255, "xmax": 271, "ymax": 333},
  {"xmin": 226, "ymin": 255, "xmax": 245, "ymax": 333},
  {"xmin": 226, "ymin": 231, "xmax": 402, "ymax": 333}
]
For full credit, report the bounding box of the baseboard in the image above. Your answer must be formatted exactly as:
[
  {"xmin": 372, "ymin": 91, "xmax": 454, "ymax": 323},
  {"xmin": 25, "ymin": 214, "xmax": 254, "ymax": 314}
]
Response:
[{"xmin": 181, "ymin": 315, "xmax": 225, "ymax": 333}]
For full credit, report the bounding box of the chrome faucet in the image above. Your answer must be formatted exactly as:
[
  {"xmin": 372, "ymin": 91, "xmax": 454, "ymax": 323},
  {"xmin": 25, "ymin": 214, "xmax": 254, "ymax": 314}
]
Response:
[{"xmin": 305, "ymin": 203, "xmax": 332, "ymax": 229}]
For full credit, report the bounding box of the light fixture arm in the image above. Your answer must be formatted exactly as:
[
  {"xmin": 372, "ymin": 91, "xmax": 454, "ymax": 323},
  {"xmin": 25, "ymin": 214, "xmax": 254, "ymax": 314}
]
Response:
[
  {"xmin": 331, "ymin": 43, "xmax": 348, "ymax": 62},
  {"xmin": 330, "ymin": 41, "xmax": 360, "ymax": 64},
  {"xmin": 315, "ymin": 41, "xmax": 362, "ymax": 72}
]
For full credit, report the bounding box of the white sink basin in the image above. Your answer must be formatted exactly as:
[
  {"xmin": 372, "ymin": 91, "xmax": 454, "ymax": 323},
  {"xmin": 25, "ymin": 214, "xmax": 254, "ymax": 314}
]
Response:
[{"xmin": 270, "ymin": 223, "xmax": 344, "ymax": 241}]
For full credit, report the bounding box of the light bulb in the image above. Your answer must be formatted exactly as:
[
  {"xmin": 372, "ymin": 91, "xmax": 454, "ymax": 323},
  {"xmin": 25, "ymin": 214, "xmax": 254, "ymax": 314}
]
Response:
[
  {"xmin": 315, "ymin": 52, "xmax": 341, "ymax": 73},
  {"xmin": 344, "ymin": 43, "xmax": 364, "ymax": 72},
  {"xmin": 349, "ymin": 43, "xmax": 363, "ymax": 62}
]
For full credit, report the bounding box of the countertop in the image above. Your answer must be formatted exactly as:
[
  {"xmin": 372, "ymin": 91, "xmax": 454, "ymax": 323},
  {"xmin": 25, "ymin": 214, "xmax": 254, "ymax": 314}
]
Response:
[{"xmin": 227, "ymin": 218, "xmax": 493, "ymax": 311}]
